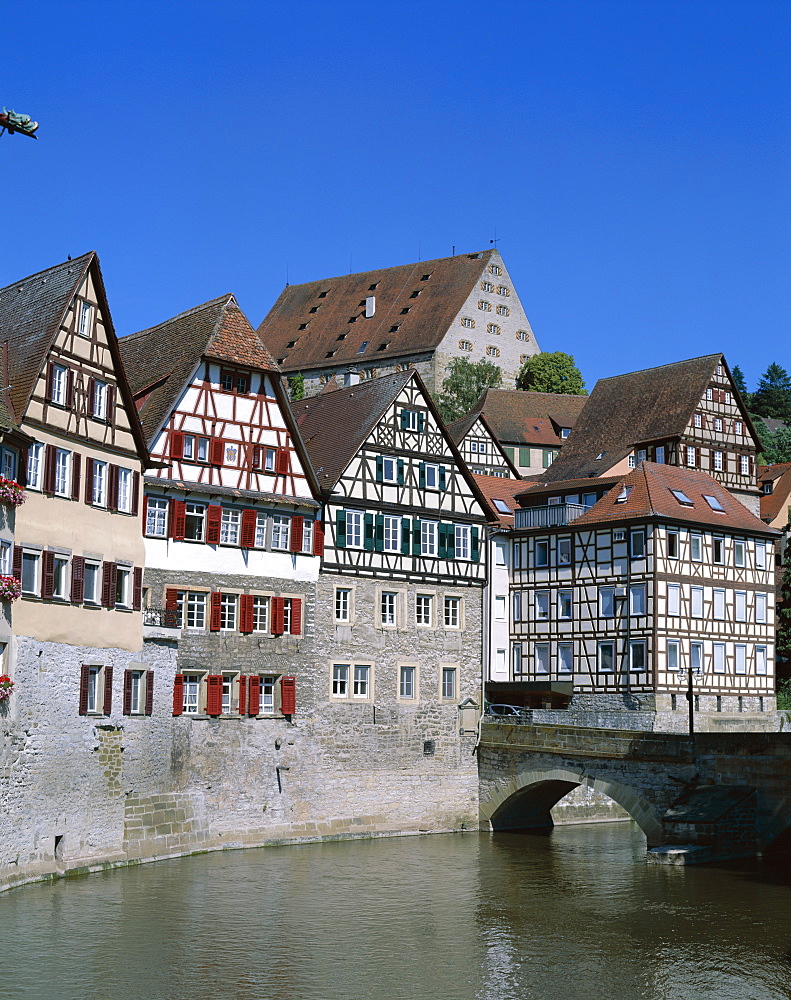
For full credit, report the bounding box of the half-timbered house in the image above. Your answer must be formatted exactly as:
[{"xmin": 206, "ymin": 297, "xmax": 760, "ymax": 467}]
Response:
[
  {"xmin": 541, "ymin": 355, "xmax": 762, "ymax": 515},
  {"xmin": 448, "ymin": 411, "xmax": 518, "ymax": 478},
  {"xmin": 509, "ymin": 463, "xmax": 779, "ymax": 731},
  {"xmin": 292, "ymin": 370, "xmax": 492, "ymax": 748},
  {"xmin": 119, "ymin": 294, "xmax": 323, "ymax": 720}
]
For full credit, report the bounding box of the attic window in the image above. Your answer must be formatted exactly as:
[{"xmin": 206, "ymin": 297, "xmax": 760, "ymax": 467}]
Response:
[
  {"xmin": 337, "ymin": 333, "xmax": 347, "ymax": 340},
  {"xmin": 389, "ymin": 325, "xmax": 400, "ymax": 333},
  {"xmin": 493, "ymin": 499, "xmax": 511, "ymax": 514},
  {"xmin": 368, "ymin": 283, "xmax": 379, "ymax": 291},
  {"xmin": 277, "ymin": 358, "xmax": 285, "ymax": 365},
  {"xmin": 309, "ymin": 306, "xmax": 319, "ymax": 314},
  {"xmin": 400, "ymin": 307, "xmax": 410, "ymax": 315},
  {"xmin": 595, "ymin": 452, "xmax": 606, "ymax": 461},
  {"xmin": 286, "ymin": 340, "xmax": 297, "ymax": 348},
  {"xmin": 421, "ymin": 273, "xmax": 431, "ymax": 281},
  {"xmin": 299, "ymin": 323, "xmax": 309, "ymax": 330},
  {"xmin": 358, "ymin": 342, "xmax": 369, "ymax": 354},
  {"xmin": 703, "ymin": 494, "xmax": 726, "ymax": 512},
  {"xmin": 325, "ymin": 351, "xmax": 336, "ymax": 359},
  {"xmin": 318, "ymin": 290, "xmax": 329, "ymax": 298},
  {"xmin": 670, "ymin": 488, "xmax": 693, "ymax": 507},
  {"xmin": 561, "ymin": 428, "xmax": 571, "ymax": 439},
  {"xmin": 409, "ymin": 290, "xmax": 421, "ymax": 298},
  {"xmin": 377, "ymin": 343, "xmax": 389, "ymax": 351},
  {"xmin": 615, "ymin": 486, "xmax": 632, "ymax": 504},
  {"xmin": 349, "ymin": 316, "xmax": 357, "ymax": 323}
]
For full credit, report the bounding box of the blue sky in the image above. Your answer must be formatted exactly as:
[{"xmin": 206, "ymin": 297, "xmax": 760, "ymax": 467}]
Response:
[{"xmin": 3, "ymin": 0, "xmax": 789, "ymax": 391}]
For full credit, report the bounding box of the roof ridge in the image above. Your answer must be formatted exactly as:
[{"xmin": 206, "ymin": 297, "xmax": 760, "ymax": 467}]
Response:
[
  {"xmin": 273, "ymin": 250, "xmax": 494, "ymax": 291},
  {"xmin": 123, "ymin": 294, "xmax": 234, "ymax": 341},
  {"xmin": 597, "ymin": 354, "xmax": 721, "ymax": 383},
  {"xmin": 0, "ymin": 251, "xmax": 94, "ymax": 297}
]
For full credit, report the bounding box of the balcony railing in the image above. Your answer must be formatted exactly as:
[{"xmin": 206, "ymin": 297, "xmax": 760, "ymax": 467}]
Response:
[
  {"xmin": 143, "ymin": 607, "xmax": 180, "ymax": 628},
  {"xmin": 514, "ymin": 503, "xmax": 588, "ymax": 530}
]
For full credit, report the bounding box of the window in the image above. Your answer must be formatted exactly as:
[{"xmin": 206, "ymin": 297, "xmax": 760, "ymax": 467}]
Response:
[
  {"xmin": 271, "ymin": 515, "xmax": 291, "ymax": 550},
  {"xmin": 486, "ymin": 346, "xmax": 500, "ymax": 358},
  {"xmin": 117, "ymin": 468, "xmax": 132, "ymax": 513},
  {"xmin": 735, "ymin": 591, "xmax": 747, "ymax": 622},
  {"xmin": 713, "ymin": 451, "xmax": 723, "ymax": 471},
  {"xmin": 197, "ymin": 437, "xmax": 210, "ymax": 463},
  {"xmin": 534, "ymin": 539, "xmax": 549, "ymax": 567},
  {"xmin": 486, "ymin": 323, "xmax": 500, "ymax": 335},
  {"xmin": 26, "ymin": 442, "xmax": 44, "ymax": 490},
  {"xmin": 734, "ymin": 539, "xmax": 745, "ymax": 567},
  {"xmin": 86, "ymin": 666, "xmax": 102, "ymax": 714},
  {"xmin": 183, "ymin": 435, "xmax": 194, "ymax": 460},
  {"xmin": 220, "ymin": 509, "xmax": 240, "ymax": 545},
  {"xmin": 50, "ymin": 363, "xmax": 67, "ymax": 405},
  {"xmin": 534, "ymin": 644, "xmax": 550, "ymax": 674},
  {"xmin": 714, "ymin": 416, "xmax": 723, "ymax": 432},
  {"xmin": 481, "ymin": 280, "xmax": 494, "ymax": 292},
  {"xmin": 423, "ymin": 463, "xmax": 440, "ymax": 489},
  {"xmin": 253, "ymin": 596, "xmax": 269, "ymax": 633},
  {"xmin": 694, "ymin": 413, "xmax": 702, "ymax": 428},
  {"xmin": 667, "ymin": 531, "xmax": 678, "ymax": 558},
  {"xmin": 176, "ymin": 592, "xmax": 207, "ymax": 630},
  {"xmin": 713, "ymin": 643, "xmax": 726, "ymax": 674},
  {"xmin": 259, "ymin": 675, "xmax": 277, "ymax": 714},
  {"xmin": 444, "ymin": 596, "xmax": 460, "ymax": 628},
  {"xmin": 78, "ymin": 301, "xmax": 93, "ymax": 337},
  {"xmin": 115, "ymin": 567, "xmax": 131, "ymax": 608},
  {"xmin": 301, "ymin": 520, "xmax": 314, "ymax": 554},
  {"xmin": 655, "ymin": 445, "xmax": 665, "ymax": 464},
  {"xmin": 21, "ymin": 551, "xmax": 40, "ymax": 595},
  {"xmin": 379, "ymin": 515, "xmax": 400, "ymax": 553},
  {"xmin": 667, "ymin": 640, "xmax": 680, "ymax": 674},
  {"xmin": 146, "ymin": 498, "xmax": 168, "ymax": 536},
  {"xmin": 670, "ymin": 489, "xmax": 693, "ymax": 506},
  {"xmin": 91, "ymin": 460, "xmax": 107, "ymax": 506},
  {"xmin": 335, "ymin": 588, "xmax": 351, "ymax": 622},
  {"xmin": 185, "ymin": 504, "xmax": 205, "ymax": 541},
  {"xmin": 557, "ymin": 536, "xmax": 572, "ymax": 565},
  {"xmin": 630, "ymin": 530, "xmax": 645, "ymax": 558},
  {"xmin": 600, "ymin": 587, "xmax": 615, "ymax": 618},
  {"xmin": 630, "ymin": 584, "xmax": 646, "ymax": 616},
  {"xmin": 496, "ymin": 305, "xmax": 509, "ymax": 316},
  {"xmin": 558, "ymin": 643, "xmax": 573, "ymax": 674},
  {"xmin": 735, "ymin": 420, "xmax": 743, "ymax": 435},
  {"xmin": 494, "ymin": 595, "xmax": 506, "ymax": 622},
  {"xmin": 512, "ymin": 643, "xmax": 523, "ymax": 675},
  {"xmin": 416, "ymin": 594, "xmax": 433, "ymax": 626},
  {"xmin": 461, "ymin": 317, "xmax": 475, "ymax": 329},
  {"xmin": 399, "ymin": 665, "xmax": 416, "ymax": 700},
  {"xmin": 255, "ymin": 513, "xmax": 268, "ymax": 548},
  {"xmin": 713, "ymin": 589, "xmax": 725, "ymax": 620},
  {"xmin": 756, "ymin": 541, "xmax": 767, "ymax": 570},
  {"xmin": 713, "ymin": 537, "xmax": 724, "ymax": 563},
  {"xmin": 380, "ymin": 456, "xmax": 398, "ymax": 483},
  {"xmin": 127, "ymin": 670, "xmax": 146, "ymax": 714},
  {"xmin": 668, "ymin": 583, "xmax": 681, "ymax": 616},
  {"xmin": 735, "ymin": 645, "xmax": 746, "ymax": 674},
  {"xmin": 686, "ymin": 446, "xmax": 696, "ymax": 467},
  {"xmin": 220, "ymin": 594, "xmax": 237, "ymax": 631},
  {"xmin": 535, "ymin": 591, "xmax": 550, "ymax": 621},
  {"xmin": 516, "ymin": 330, "xmax": 529, "ymax": 342},
  {"xmin": 690, "ymin": 534, "xmax": 702, "ymax": 562},
  {"xmin": 458, "ymin": 340, "xmax": 473, "ymax": 351},
  {"xmin": 756, "ymin": 646, "xmax": 767, "ymax": 676},
  {"xmin": 344, "ymin": 511, "xmax": 363, "ymax": 548},
  {"xmin": 706, "ymin": 388, "xmax": 713, "ymax": 401},
  {"xmin": 83, "ymin": 561, "xmax": 100, "ymax": 604},
  {"xmin": 0, "ymin": 541, "xmax": 9, "ymax": 576},
  {"xmin": 478, "ymin": 300, "xmax": 491, "ymax": 312},
  {"xmin": 454, "ymin": 524, "xmax": 471, "ymax": 560},
  {"xmin": 183, "ymin": 673, "xmax": 203, "ymax": 714},
  {"xmin": 599, "ymin": 642, "xmax": 614, "ymax": 673},
  {"xmin": 421, "ymin": 521, "xmax": 437, "ymax": 557},
  {"xmin": 92, "ymin": 380, "xmax": 108, "ymax": 420},
  {"xmin": 55, "ymin": 449, "xmax": 70, "ymax": 496},
  {"xmin": 490, "ymin": 264, "xmax": 502, "ymax": 275},
  {"xmin": 630, "ymin": 641, "xmax": 646, "ymax": 672},
  {"xmin": 558, "ymin": 590, "xmax": 572, "ymax": 619},
  {"xmin": 542, "ymin": 449, "xmax": 558, "ymax": 468},
  {"xmin": 353, "ymin": 665, "xmax": 371, "ymax": 698},
  {"xmin": 691, "ymin": 643, "xmax": 703, "ymax": 674},
  {"xmin": 756, "ymin": 592, "xmax": 767, "ymax": 624},
  {"xmin": 691, "ymin": 586, "xmax": 703, "ymax": 618},
  {"xmin": 441, "ymin": 667, "xmax": 456, "ymax": 699},
  {"xmin": 740, "ymin": 455, "xmax": 750, "ymax": 476},
  {"xmin": 512, "ymin": 591, "xmax": 522, "ymax": 623},
  {"xmin": 380, "ymin": 591, "xmax": 397, "ymax": 627},
  {"xmin": 53, "ymin": 555, "xmax": 69, "ymax": 600}
]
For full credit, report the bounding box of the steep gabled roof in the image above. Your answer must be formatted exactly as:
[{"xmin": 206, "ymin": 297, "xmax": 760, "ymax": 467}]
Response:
[
  {"xmin": 120, "ymin": 294, "xmax": 279, "ymax": 441},
  {"xmin": 463, "ymin": 388, "xmax": 588, "ymax": 447},
  {"xmin": 515, "ymin": 475, "xmax": 622, "ymax": 505},
  {"xmin": 256, "ymin": 250, "xmax": 498, "ymax": 371},
  {"xmin": 446, "ymin": 410, "xmax": 519, "ymax": 477},
  {"xmin": 758, "ymin": 463, "xmax": 791, "ymax": 525},
  {"xmin": 573, "ymin": 462, "xmax": 778, "ymax": 536},
  {"xmin": 470, "ymin": 473, "xmax": 527, "ymax": 527},
  {"xmin": 540, "ymin": 354, "xmax": 756, "ymax": 482}
]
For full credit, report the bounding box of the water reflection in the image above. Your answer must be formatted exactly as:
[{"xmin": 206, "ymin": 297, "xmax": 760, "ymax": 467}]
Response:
[{"xmin": 0, "ymin": 823, "xmax": 789, "ymax": 1000}]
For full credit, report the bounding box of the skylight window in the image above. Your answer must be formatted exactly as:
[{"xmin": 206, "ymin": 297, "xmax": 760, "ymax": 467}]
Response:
[
  {"xmin": 615, "ymin": 486, "xmax": 632, "ymax": 503},
  {"xmin": 368, "ymin": 283, "xmax": 379, "ymax": 291},
  {"xmin": 400, "ymin": 307, "xmax": 410, "ymax": 315},
  {"xmin": 421, "ymin": 273, "xmax": 431, "ymax": 281},
  {"xmin": 377, "ymin": 343, "xmax": 389, "ymax": 351},
  {"xmin": 493, "ymin": 499, "xmax": 512, "ymax": 514},
  {"xmin": 337, "ymin": 333, "xmax": 347, "ymax": 341},
  {"xmin": 325, "ymin": 351, "xmax": 336, "ymax": 359},
  {"xmin": 286, "ymin": 340, "xmax": 297, "ymax": 348},
  {"xmin": 703, "ymin": 494, "xmax": 726, "ymax": 512},
  {"xmin": 595, "ymin": 451, "xmax": 606, "ymax": 461},
  {"xmin": 389, "ymin": 325, "xmax": 400, "ymax": 333},
  {"xmin": 358, "ymin": 342, "xmax": 369, "ymax": 354},
  {"xmin": 670, "ymin": 489, "xmax": 693, "ymax": 507},
  {"xmin": 318, "ymin": 290, "xmax": 329, "ymax": 298}
]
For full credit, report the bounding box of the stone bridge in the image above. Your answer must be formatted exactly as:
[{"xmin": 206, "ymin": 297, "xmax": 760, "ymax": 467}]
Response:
[{"xmin": 478, "ymin": 722, "xmax": 791, "ymax": 863}]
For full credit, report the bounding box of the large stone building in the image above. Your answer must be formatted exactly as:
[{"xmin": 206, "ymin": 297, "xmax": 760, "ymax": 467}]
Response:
[{"xmin": 256, "ymin": 249, "xmax": 540, "ymax": 396}]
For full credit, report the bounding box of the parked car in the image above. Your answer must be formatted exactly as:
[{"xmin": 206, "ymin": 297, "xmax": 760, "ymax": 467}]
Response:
[{"xmin": 485, "ymin": 703, "xmax": 525, "ymax": 718}]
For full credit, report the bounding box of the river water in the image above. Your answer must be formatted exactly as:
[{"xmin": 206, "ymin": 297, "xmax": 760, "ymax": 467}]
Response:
[{"xmin": 2, "ymin": 822, "xmax": 790, "ymax": 1000}]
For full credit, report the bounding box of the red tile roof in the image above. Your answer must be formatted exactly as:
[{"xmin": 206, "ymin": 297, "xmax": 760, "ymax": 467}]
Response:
[
  {"xmin": 470, "ymin": 474, "xmax": 529, "ymax": 527},
  {"xmin": 758, "ymin": 463, "xmax": 791, "ymax": 525},
  {"xmin": 463, "ymin": 388, "xmax": 588, "ymax": 447}
]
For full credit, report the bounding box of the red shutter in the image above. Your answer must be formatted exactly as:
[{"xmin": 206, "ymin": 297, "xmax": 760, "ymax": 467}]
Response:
[
  {"xmin": 87, "ymin": 377, "xmax": 96, "ymax": 416},
  {"xmin": 106, "ymin": 384, "xmax": 115, "ymax": 424},
  {"xmin": 313, "ymin": 521, "xmax": 325, "ymax": 556},
  {"xmin": 43, "ymin": 444, "xmax": 56, "ymax": 494},
  {"xmin": 276, "ymin": 448, "xmax": 290, "ymax": 475},
  {"xmin": 107, "ymin": 464, "xmax": 119, "ymax": 511},
  {"xmin": 71, "ymin": 555, "xmax": 85, "ymax": 603},
  {"xmin": 42, "ymin": 550, "xmax": 55, "ymax": 600},
  {"xmin": 251, "ymin": 444, "xmax": 262, "ymax": 469},
  {"xmin": 248, "ymin": 675, "xmax": 261, "ymax": 716},
  {"xmin": 145, "ymin": 670, "xmax": 154, "ymax": 715},
  {"xmin": 78, "ymin": 664, "xmax": 90, "ymax": 715},
  {"xmin": 289, "ymin": 515, "xmax": 304, "ymax": 553},
  {"xmin": 103, "ymin": 665, "xmax": 113, "ymax": 715},
  {"xmin": 12, "ymin": 545, "xmax": 22, "ymax": 580},
  {"xmin": 71, "ymin": 453, "xmax": 81, "ymax": 501},
  {"xmin": 65, "ymin": 370, "xmax": 74, "ymax": 409},
  {"xmin": 209, "ymin": 592, "xmax": 222, "ymax": 631},
  {"xmin": 132, "ymin": 567, "xmax": 143, "ymax": 611},
  {"xmin": 206, "ymin": 675, "xmax": 223, "ymax": 715},
  {"xmin": 101, "ymin": 561, "xmax": 117, "ymax": 607},
  {"xmin": 84, "ymin": 457, "xmax": 94, "ymax": 504},
  {"xmin": 131, "ymin": 471, "xmax": 140, "ymax": 516},
  {"xmin": 172, "ymin": 674, "xmax": 184, "ymax": 716},
  {"xmin": 238, "ymin": 675, "xmax": 248, "ymax": 715},
  {"xmin": 165, "ymin": 587, "xmax": 179, "ymax": 610},
  {"xmin": 241, "ymin": 509, "xmax": 257, "ymax": 548},
  {"xmin": 271, "ymin": 597, "xmax": 285, "ymax": 635},
  {"xmin": 141, "ymin": 494, "xmax": 148, "ymax": 533},
  {"xmin": 170, "ymin": 431, "xmax": 184, "ymax": 460},
  {"xmin": 169, "ymin": 500, "xmax": 186, "ymax": 540},
  {"xmin": 123, "ymin": 669, "xmax": 133, "ymax": 715},
  {"xmin": 18, "ymin": 447, "xmax": 28, "ymax": 488},
  {"xmin": 239, "ymin": 594, "xmax": 254, "ymax": 633},
  {"xmin": 46, "ymin": 361, "xmax": 55, "ymax": 401},
  {"xmin": 290, "ymin": 598, "xmax": 302, "ymax": 636},
  {"xmin": 209, "ymin": 438, "xmax": 224, "ymax": 466},
  {"xmin": 206, "ymin": 505, "xmax": 222, "ymax": 544},
  {"xmin": 280, "ymin": 676, "xmax": 296, "ymax": 715},
  {"xmin": 695, "ymin": 447, "xmax": 701, "ymax": 467}
]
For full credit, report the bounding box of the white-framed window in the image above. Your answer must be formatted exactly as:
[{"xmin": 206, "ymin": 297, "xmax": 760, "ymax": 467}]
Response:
[
  {"xmin": 756, "ymin": 541, "xmax": 767, "ymax": 570},
  {"xmin": 220, "ymin": 673, "xmax": 237, "ymax": 715},
  {"xmin": 381, "ymin": 591, "xmax": 397, "ymax": 626},
  {"xmin": 86, "ymin": 666, "xmax": 102, "ymax": 714},
  {"xmin": 694, "ymin": 413, "xmax": 702, "ymax": 428},
  {"xmin": 83, "ymin": 561, "xmax": 100, "ymax": 604},
  {"xmin": 185, "ymin": 504, "xmax": 205, "ymax": 541},
  {"xmin": 691, "ymin": 586, "xmax": 703, "ymax": 618},
  {"xmin": 496, "ymin": 648, "xmax": 507, "ymax": 673},
  {"xmin": 713, "ymin": 450, "xmax": 723, "ymax": 471},
  {"xmin": 534, "ymin": 539, "xmax": 549, "ymax": 567},
  {"xmin": 496, "ymin": 304, "xmax": 509, "ymax": 317},
  {"xmin": 557, "ymin": 536, "xmax": 572, "ymax": 565},
  {"xmin": 630, "ymin": 640, "xmax": 646, "ymax": 672},
  {"xmin": 558, "ymin": 590, "xmax": 573, "ymax": 619},
  {"xmin": 21, "ymin": 551, "xmax": 39, "ymax": 595},
  {"xmin": 50, "ymin": 363, "xmax": 67, "ymax": 405},
  {"xmin": 176, "ymin": 591, "xmax": 206, "ymax": 630},
  {"xmin": 486, "ymin": 323, "xmax": 500, "ymax": 336},
  {"xmin": 630, "ymin": 584, "xmax": 646, "ymax": 616},
  {"xmin": 534, "ymin": 643, "xmax": 550, "ymax": 674},
  {"xmin": 401, "ymin": 409, "xmax": 420, "ymax": 432},
  {"xmin": 92, "ymin": 380, "xmax": 108, "ymax": 419},
  {"xmin": 756, "ymin": 646, "xmax": 767, "ymax": 676},
  {"xmin": 598, "ymin": 641, "xmax": 614, "ymax": 673},
  {"xmin": 478, "ymin": 300, "xmax": 491, "ymax": 312},
  {"xmin": 183, "ymin": 673, "xmax": 203, "ymax": 714},
  {"xmin": 512, "ymin": 643, "xmax": 523, "ymax": 675},
  {"xmin": 117, "ymin": 468, "xmax": 132, "ymax": 513},
  {"xmin": 706, "ymin": 388, "xmax": 713, "ymax": 401},
  {"xmin": 461, "ymin": 316, "xmax": 475, "ymax": 328},
  {"xmin": 345, "ymin": 510, "xmax": 363, "ymax": 548},
  {"xmin": 713, "ymin": 643, "xmax": 726, "ymax": 674},
  {"xmin": 255, "ymin": 513, "xmax": 267, "ymax": 548},
  {"xmin": 600, "ymin": 587, "xmax": 615, "ymax": 618},
  {"xmin": 734, "ymin": 539, "xmax": 746, "ymax": 567},
  {"xmin": 55, "ymin": 448, "xmax": 70, "ymax": 496},
  {"xmin": 423, "ymin": 463, "xmax": 440, "ymax": 489},
  {"xmin": 535, "ymin": 591, "xmax": 550, "ymax": 621},
  {"xmin": 379, "ymin": 515, "xmax": 398, "ymax": 553},
  {"xmin": 416, "ymin": 594, "xmax": 433, "ymax": 626},
  {"xmin": 0, "ymin": 541, "xmax": 10, "ymax": 575},
  {"xmin": 740, "ymin": 454, "xmax": 750, "ymax": 475},
  {"xmin": 220, "ymin": 509, "xmax": 240, "ymax": 545},
  {"xmin": 712, "ymin": 537, "xmax": 724, "ymax": 564},
  {"xmin": 353, "ymin": 665, "xmax": 371, "ymax": 698},
  {"xmin": 220, "ymin": 593, "xmax": 237, "ymax": 631},
  {"xmin": 26, "ymin": 442, "xmax": 44, "ymax": 490},
  {"xmin": 667, "ymin": 583, "xmax": 681, "ymax": 616},
  {"xmin": 262, "ymin": 447, "xmax": 276, "ymax": 471},
  {"xmin": 690, "ymin": 534, "xmax": 702, "ymax": 562},
  {"xmin": 447, "ymin": 524, "xmax": 468, "ymax": 561},
  {"xmin": 299, "ymin": 519, "xmax": 313, "ymax": 554},
  {"xmin": 654, "ymin": 445, "xmax": 665, "ymax": 464},
  {"xmin": 486, "ymin": 346, "xmax": 501, "ymax": 358},
  {"xmin": 714, "ymin": 416, "xmax": 723, "ymax": 432},
  {"xmin": 691, "ymin": 642, "xmax": 703, "ymax": 674},
  {"xmin": 146, "ymin": 497, "xmax": 168, "ymax": 536},
  {"xmin": 53, "ymin": 555, "xmax": 69, "ymax": 599},
  {"xmin": 558, "ymin": 642, "xmax": 573, "ymax": 674},
  {"xmin": 441, "ymin": 666, "xmax": 457, "ymax": 699},
  {"xmin": 756, "ymin": 592, "xmax": 767, "ymax": 623},
  {"xmin": 1, "ymin": 447, "xmax": 17, "ymax": 482},
  {"xmin": 399, "ymin": 665, "xmax": 416, "ymax": 700},
  {"xmin": 631, "ymin": 529, "xmax": 645, "ymax": 558},
  {"xmin": 421, "ymin": 520, "xmax": 437, "ymax": 557},
  {"xmin": 735, "ymin": 591, "xmax": 747, "ymax": 622},
  {"xmin": 271, "ymin": 515, "xmax": 291, "ymax": 550},
  {"xmin": 686, "ymin": 446, "xmax": 696, "ymax": 466},
  {"xmin": 444, "ymin": 596, "xmax": 460, "ymax": 628},
  {"xmin": 115, "ymin": 566, "xmax": 131, "ymax": 608},
  {"xmin": 516, "ymin": 329, "xmax": 529, "ymax": 342},
  {"xmin": 381, "ymin": 456, "xmax": 398, "ymax": 482},
  {"xmin": 260, "ymin": 675, "xmax": 276, "ymax": 714},
  {"xmin": 494, "ymin": 595, "xmax": 506, "ymax": 621},
  {"xmin": 182, "ymin": 435, "xmax": 195, "ymax": 460},
  {"xmin": 713, "ymin": 588, "xmax": 725, "ymax": 620},
  {"xmin": 735, "ymin": 644, "xmax": 746, "ymax": 674},
  {"xmin": 735, "ymin": 420, "xmax": 743, "ymax": 435},
  {"xmin": 253, "ymin": 596, "xmax": 270, "ymax": 633},
  {"xmin": 91, "ymin": 460, "xmax": 107, "ymax": 507},
  {"xmin": 129, "ymin": 670, "xmax": 145, "ymax": 714},
  {"xmin": 481, "ymin": 280, "xmax": 494, "ymax": 292},
  {"xmin": 78, "ymin": 301, "xmax": 93, "ymax": 337},
  {"xmin": 666, "ymin": 530, "xmax": 678, "ymax": 558},
  {"xmin": 335, "ymin": 587, "xmax": 351, "ymax": 623},
  {"xmin": 195, "ymin": 437, "xmax": 209, "ymax": 463},
  {"xmin": 459, "ymin": 339, "xmax": 473, "ymax": 351},
  {"xmin": 667, "ymin": 640, "xmax": 680, "ymax": 674}
]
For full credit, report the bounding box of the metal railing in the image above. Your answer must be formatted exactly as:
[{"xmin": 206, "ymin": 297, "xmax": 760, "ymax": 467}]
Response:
[
  {"xmin": 514, "ymin": 503, "xmax": 588, "ymax": 530},
  {"xmin": 143, "ymin": 607, "xmax": 180, "ymax": 628}
]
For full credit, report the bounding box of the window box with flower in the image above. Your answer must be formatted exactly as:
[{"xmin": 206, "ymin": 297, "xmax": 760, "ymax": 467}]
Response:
[
  {"xmin": 0, "ymin": 676, "xmax": 13, "ymax": 701},
  {"xmin": 0, "ymin": 576, "xmax": 22, "ymax": 602},
  {"xmin": 0, "ymin": 477, "xmax": 25, "ymax": 507}
]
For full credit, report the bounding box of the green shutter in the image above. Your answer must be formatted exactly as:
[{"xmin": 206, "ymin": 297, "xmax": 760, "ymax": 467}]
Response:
[
  {"xmin": 397, "ymin": 459, "xmax": 405, "ymax": 485},
  {"xmin": 374, "ymin": 514, "xmax": 384, "ymax": 552},
  {"xmin": 412, "ymin": 518, "xmax": 421, "ymax": 556},
  {"xmin": 419, "ymin": 462, "xmax": 426, "ymax": 489},
  {"xmin": 400, "ymin": 409, "xmax": 408, "ymax": 430},
  {"xmin": 401, "ymin": 517, "xmax": 411, "ymax": 554},
  {"xmin": 364, "ymin": 513, "xmax": 375, "ymax": 550},
  {"xmin": 336, "ymin": 510, "xmax": 346, "ymax": 548},
  {"xmin": 519, "ymin": 447, "xmax": 530, "ymax": 466},
  {"xmin": 439, "ymin": 466, "xmax": 447, "ymax": 491},
  {"xmin": 447, "ymin": 523, "xmax": 456, "ymax": 559},
  {"xmin": 471, "ymin": 526, "xmax": 480, "ymax": 562},
  {"xmin": 418, "ymin": 413, "xmax": 425, "ymax": 433},
  {"xmin": 438, "ymin": 524, "xmax": 448, "ymax": 560},
  {"xmin": 376, "ymin": 455, "xmax": 383, "ymax": 482},
  {"xmin": 504, "ymin": 446, "xmax": 515, "ymax": 463}
]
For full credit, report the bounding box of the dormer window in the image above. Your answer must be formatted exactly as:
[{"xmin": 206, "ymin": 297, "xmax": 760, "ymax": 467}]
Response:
[
  {"xmin": 561, "ymin": 428, "xmax": 571, "ymax": 439},
  {"xmin": 615, "ymin": 486, "xmax": 632, "ymax": 503}
]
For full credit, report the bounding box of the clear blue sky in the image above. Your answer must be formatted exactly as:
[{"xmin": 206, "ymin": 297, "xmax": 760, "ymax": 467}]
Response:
[{"xmin": 3, "ymin": 0, "xmax": 789, "ymax": 391}]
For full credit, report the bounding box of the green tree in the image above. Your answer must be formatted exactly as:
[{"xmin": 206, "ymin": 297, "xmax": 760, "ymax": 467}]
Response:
[
  {"xmin": 516, "ymin": 352, "xmax": 587, "ymax": 395},
  {"xmin": 751, "ymin": 363, "xmax": 791, "ymax": 420},
  {"xmin": 731, "ymin": 365, "xmax": 752, "ymax": 407},
  {"xmin": 753, "ymin": 421, "xmax": 791, "ymax": 465},
  {"xmin": 776, "ymin": 560, "xmax": 791, "ymax": 688},
  {"xmin": 288, "ymin": 373, "xmax": 305, "ymax": 401},
  {"xmin": 437, "ymin": 358, "xmax": 502, "ymax": 424}
]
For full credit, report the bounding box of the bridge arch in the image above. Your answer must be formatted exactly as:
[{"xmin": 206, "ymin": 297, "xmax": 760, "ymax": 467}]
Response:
[{"xmin": 480, "ymin": 764, "xmax": 664, "ymax": 845}]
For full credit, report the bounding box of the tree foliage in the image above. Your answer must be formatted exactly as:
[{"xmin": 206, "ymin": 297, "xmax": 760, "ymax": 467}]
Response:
[
  {"xmin": 437, "ymin": 358, "xmax": 502, "ymax": 424},
  {"xmin": 751, "ymin": 362, "xmax": 791, "ymax": 420},
  {"xmin": 731, "ymin": 365, "xmax": 751, "ymax": 406},
  {"xmin": 776, "ymin": 560, "xmax": 791, "ymax": 685},
  {"xmin": 753, "ymin": 420, "xmax": 791, "ymax": 465},
  {"xmin": 516, "ymin": 352, "xmax": 587, "ymax": 395},
  {"xmin": 288, "ymin": 373, "xmax": 305, "ymax": 401}
]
